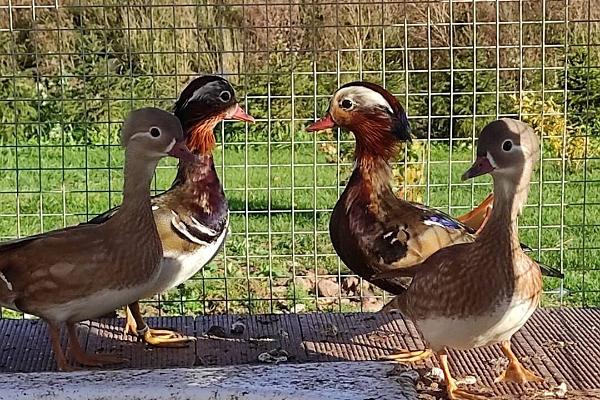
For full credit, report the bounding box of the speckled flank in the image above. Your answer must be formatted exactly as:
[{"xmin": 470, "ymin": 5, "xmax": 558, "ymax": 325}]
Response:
[{"xmin": 0, "ymin": 362, "xmax": 417, "ymax": 400}]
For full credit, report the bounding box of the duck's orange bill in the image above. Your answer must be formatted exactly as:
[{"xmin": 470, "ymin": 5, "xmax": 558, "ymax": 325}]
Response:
[
  {"xmin": 462, "ymin": 155, "xmax": 495, "ymax": 181},
  {"xmin": 306, "ymin": 113, "xmax": 335, "ymax": 132},
  {"xmin": 230, "ymin": 104, "xmax": 255, "ymax": 123},
  {"xmin": 168, "ymin": 139, "xmax": 198, "ymax": 163}
]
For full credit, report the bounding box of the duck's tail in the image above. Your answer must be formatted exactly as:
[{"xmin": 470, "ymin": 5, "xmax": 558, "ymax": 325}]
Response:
[{"xmin": 456, "ymin": 192, "xmax": 494, "ymax": 232}]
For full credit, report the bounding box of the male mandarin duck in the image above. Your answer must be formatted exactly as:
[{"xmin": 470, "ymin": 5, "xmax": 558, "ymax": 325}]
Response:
[
  {"xmin": 377, "ymin": 119, "xmax": 545, "ymax": 399},
  {"xmin": 86, "ymin": 75, "xmax": 254, "ymax": 347},
  {"xmin": 0, "ymin": 108, "xmax": 195, "ymax": 371},
  {"xmin": 305, "ymin": 82, "xmax": 561, "ymax": 299}
]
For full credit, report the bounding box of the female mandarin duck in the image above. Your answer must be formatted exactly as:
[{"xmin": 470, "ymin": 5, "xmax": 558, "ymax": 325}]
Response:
[
  {"xmin": 377, "ymin": 119, "xmax": 545, "ymax": 399},
  {"xmin": 306, "ymin": 82, "xmax": 561, "ymax": 362},
  {"xmin": 87, "ymin": 75, "xmax": 254, "ymax": 347},
  {"xmin": 0, "ymin": 108, "xmax": 195, "ymax": 371}
]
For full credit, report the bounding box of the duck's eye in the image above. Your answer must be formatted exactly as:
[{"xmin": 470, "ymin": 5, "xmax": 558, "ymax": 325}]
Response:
[
  {"xmin": 502, "ymin": 139, "xmax": 513, "ymax": 152},
  {"xmin": 219, "ymin": 91, "xmax": 231, "ymax": 102},
  {"xmin": 150, "ymin": 127, "xmax": 161, "ymax": 138},
  {"xmin": 340, "ymin": 99, "xmax": 353, "ymax": 110}
]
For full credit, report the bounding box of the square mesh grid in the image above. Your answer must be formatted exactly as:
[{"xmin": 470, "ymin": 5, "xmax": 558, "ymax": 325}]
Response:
[{"xmin": 0, "ymin": 0, "xmax": 598, "ymax": 318}]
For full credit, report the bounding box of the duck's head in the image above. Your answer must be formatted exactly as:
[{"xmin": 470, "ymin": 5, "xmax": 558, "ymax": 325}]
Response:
[
  {"xmin": 306, "ymin": 82, "xmax": 410, "ymax": 160},
  {"xmin": 121, "ymin": 107, "xmax": 196, "ymax": 163},
  {"xmin": 462, "ymin": 118, "xmax": 540, "ymax": 182},
  {"xmin": 174, "ymin": 75, "xmax": 254, "ymax": 155}
]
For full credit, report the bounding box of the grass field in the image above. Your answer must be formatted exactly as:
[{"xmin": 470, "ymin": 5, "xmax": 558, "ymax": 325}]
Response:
[{"xmin": 0, "ymin": 136, "xmax": 598, "ymax": 318}]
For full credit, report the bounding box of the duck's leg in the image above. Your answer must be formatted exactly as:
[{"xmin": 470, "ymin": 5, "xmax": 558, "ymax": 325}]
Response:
[
  {"xmin": 495, "ymin": 341, "xmax": 544, "ymax": 384},
  {"xmin": 379, "ymin": 348, "xmax": 433, "ymax": 363},
  {"xmin": 66, "ymin": 322, "xmax": 127, "ymax": 367},
  {"xmin": 47, "ymin": 322, "xmax": 77, "ymax": 372},
  {"xmin": 127, "ymin": 301, "xmax": 195, "ymax": 347},
  {"xmin": 456, "ymin": 193, "xmax": 494, "ymax": 232},
  {"xmin": 437, "ymin": 349, "xmax": 488, "ymax": 400}
]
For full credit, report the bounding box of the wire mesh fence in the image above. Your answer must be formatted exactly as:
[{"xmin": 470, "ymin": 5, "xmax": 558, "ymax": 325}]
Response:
[{"xmin": 0, "ymin": 0, "xmax": 598, "ymax": 318}]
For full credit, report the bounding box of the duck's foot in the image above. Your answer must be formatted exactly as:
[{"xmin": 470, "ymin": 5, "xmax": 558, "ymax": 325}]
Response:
[
  {"xmin": 67, "ymin": 323, "xmax": 128, "ymax": 367},
  {"xmin": 125, "ymin": 302, "xmax": 195, "ymax": 348},
  {"xmin": 495, "ymin": 341, "xmax": 544, "ymax": 384},
  {"xmin": 380, "ymin": 348, "xmax": 433, "ymax": 363},
  {"xmin": 447, "ymin": 386, "xmax": 489, "ymax": 400},
  {"xmin": 436, "ymin": 349, "xmax": 489, "ymax": 400},
  {"xmin": 138, "ymin": 325, "xmax": 196, "ymax": 348}
]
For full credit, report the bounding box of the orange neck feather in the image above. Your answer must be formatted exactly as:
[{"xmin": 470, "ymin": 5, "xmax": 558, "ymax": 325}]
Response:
[{"xmin": 185, "ymin": 114, "xmax": 223, "ymax": 155}]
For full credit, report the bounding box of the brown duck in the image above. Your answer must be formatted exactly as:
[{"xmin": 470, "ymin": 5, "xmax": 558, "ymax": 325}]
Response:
[
  {"xmin": 86, "ymin": 76, "xmax": 254, "ymax": 346},
  {"xmin": 378, "ymin": 119, "xmax": 545, "ymax": 399},
  {"xmin": 305, "ymin": 82, "xmax": 561, "ymax": 297},
  {"xmin": 0, "ymin": 108, "xmax": 194, "ymax": 371}
]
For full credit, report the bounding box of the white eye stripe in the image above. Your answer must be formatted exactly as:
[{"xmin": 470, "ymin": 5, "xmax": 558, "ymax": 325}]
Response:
[
  {"xmin": 486, "ymin": 151, "xmax": 498, "ymax": 168},
  {"xmin": 164, "ymin": 138, "xmax": 176, "ymax": 153},
  {"xmin": 129, "ymin": 131, "xmax": 148, "ymax": 141},
  {"xmin": 182, "ymin": 81, "xmax": 223, "ymax": 109},
  {"xmin": 335, "ymin": 86, "xmax": 394, "ymax": 114}
]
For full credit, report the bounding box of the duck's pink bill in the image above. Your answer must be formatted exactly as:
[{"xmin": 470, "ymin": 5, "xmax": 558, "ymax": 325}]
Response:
[
  {"xmin": 306, "ymin": 114, "xmax": 335, "ymax": 132},
  {"xmin": 230, "ymin": 104, "xmax": 255, "ymax": 123},
  {"xmin": 168, "ymin": 140, "xmax": 198, "ymax": 163},
  {"xmin": 462, "ymin": 155, "xmax": 495, "ymax": 181}
]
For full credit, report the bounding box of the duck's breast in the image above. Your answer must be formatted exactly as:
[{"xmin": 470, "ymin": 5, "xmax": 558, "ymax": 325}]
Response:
[
  {"xmin": 154, "ymin": 220, "xmax": 229, "ymax": 294},
  {"xmin": 416, "ymin": 293, "xmax": 538, "ymax": 351}
]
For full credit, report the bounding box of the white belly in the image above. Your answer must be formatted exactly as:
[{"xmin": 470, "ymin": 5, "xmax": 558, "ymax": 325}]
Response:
[
  {"xmin": 416, "ymin": 296, "xmax": 537, "ymax": 351},
  {"xmin": 40, "ymin": 280, "xmax": 160, "ymax": 323},
  {"xmin": 152, "ymin": 224, "xmax": 228, "ymax": 295}
]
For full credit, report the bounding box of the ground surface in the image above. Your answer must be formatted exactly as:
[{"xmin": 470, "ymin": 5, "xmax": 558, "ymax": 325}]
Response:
[{"xmin": 0, "ymin": 308, "xmax": 599, "ymax": 399}]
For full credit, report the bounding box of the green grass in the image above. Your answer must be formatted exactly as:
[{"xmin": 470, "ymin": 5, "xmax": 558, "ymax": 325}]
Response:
[{"xmin": 0, "ymin": 139, "xmax": 598, "ymax": 318}]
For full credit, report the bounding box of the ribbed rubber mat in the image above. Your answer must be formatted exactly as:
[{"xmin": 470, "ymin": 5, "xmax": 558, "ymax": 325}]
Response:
[{"xmin": 0, "ymin": 308, "xmax": 598, "ymax": 398}]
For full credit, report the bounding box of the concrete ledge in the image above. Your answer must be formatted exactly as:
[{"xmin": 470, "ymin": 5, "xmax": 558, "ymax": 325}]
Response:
[{"xmin": 0, "ymin": 361, "xmax": 418, "ymax": 400}]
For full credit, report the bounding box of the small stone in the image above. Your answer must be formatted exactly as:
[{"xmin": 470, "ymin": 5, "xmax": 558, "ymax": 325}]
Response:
[
  {"xmin": 230, "ymin": 320, "xmax": 245, "ymax": 335},
  {"xmin": 457, "ymin": 375, "xmax": 477, "ymax": 386},
  {"xmin": 258, "ymin": 348, "xmax": 289, "ymax": 364},
  {"xmin": 341, "ymin": 276, "xmax": 360, "ymax": 295},
  {"xmin": 291, "ymin": 303, "xmax": 305, "ymax": 313},
  {"xmin": 317, "ymin": 278, "xmax": 339, "ymax": 298},
  {"xmin": 425, "ymin": 367, "xmax": 445, "ymax": 382},
  {"xmin": 206, "ymin": 325, "xmax": 228, "ymax": 338}
]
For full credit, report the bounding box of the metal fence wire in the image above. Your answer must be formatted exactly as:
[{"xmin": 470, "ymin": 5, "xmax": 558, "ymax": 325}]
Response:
[{"xmin": 0, "ymin": 0, "xmax": 598, "ymax": 318}]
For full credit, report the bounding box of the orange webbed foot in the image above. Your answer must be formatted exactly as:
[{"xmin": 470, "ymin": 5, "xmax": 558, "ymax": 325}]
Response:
[
  {"xmin": 496, "ymin": 341, "xmax": 544, "ymax": 384},
  {"xmin": 379, "ymin": 348, "xmax": 433, "ymax": 363}
]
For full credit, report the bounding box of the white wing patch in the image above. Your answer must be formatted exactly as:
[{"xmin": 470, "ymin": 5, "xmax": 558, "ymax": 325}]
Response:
[
  {"xmin": 170, "ymin": 210, "xmax": 218, "ymax": 245},
  {"xmin": 0, "ymin": 272, "xmax": 12, "ymax": 291}
]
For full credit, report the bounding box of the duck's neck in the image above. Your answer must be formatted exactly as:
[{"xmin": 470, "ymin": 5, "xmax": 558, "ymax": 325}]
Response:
[
  {"xmin": 349, "ymin": 156, "xmax": 396, "ymax": 202},
  {"xmin": 478, "ymin": 169, "xmax": 533, "ymax": 251},
  {"xmin": 119, "ymin": 148, "xmax": 158, "ymax": 215},
  {"xmin": 173, "ymin": 118, "xmax": 221, "ymax": 186}
]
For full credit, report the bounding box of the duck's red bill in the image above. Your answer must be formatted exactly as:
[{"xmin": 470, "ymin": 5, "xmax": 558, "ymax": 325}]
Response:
[
  {"xmin": 167, "ymin": 140, "xmax": 198, "ymax": 163},
  {"xmin": 462, "ymin": 155, "xmax": 495, "ymax": 181},
  {"xmin": 306, "ymin": 114, "xmax": 335, "ymax": 132},
  {"xmin": 230, "ymin": 104, "xmax": 255, "ymax": 123}
]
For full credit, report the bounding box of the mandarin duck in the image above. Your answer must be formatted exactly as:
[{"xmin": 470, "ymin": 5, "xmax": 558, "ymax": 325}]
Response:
[
  {"xmin": 306, "ymin": 82, "xmax": 561, "ymax": 361},
  {"xmin": 376, "ymin": 119, "xmax": 545, "ymax": 399},
  {"xmin": 85, "ymin": 75, "xmax": 254, "ymax": 347},
  {"xmin": 0, "ymin": 108, "xmax": 195, "ymax": 371}
]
